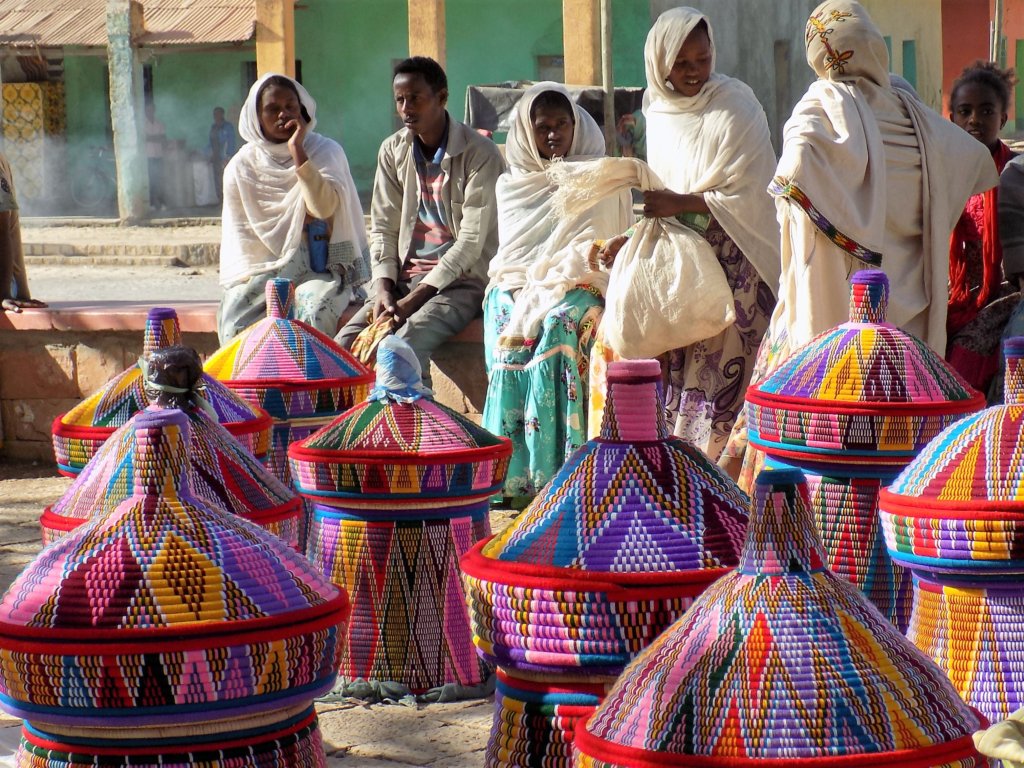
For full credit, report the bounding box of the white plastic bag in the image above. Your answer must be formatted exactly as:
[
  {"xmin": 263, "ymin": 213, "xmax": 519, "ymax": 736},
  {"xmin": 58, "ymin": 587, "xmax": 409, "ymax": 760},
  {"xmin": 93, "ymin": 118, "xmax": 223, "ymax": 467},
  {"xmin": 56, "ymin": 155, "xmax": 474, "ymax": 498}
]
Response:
[{"xmin": 602, "ymin": 215, "xmax": 735, "ymax": 358}]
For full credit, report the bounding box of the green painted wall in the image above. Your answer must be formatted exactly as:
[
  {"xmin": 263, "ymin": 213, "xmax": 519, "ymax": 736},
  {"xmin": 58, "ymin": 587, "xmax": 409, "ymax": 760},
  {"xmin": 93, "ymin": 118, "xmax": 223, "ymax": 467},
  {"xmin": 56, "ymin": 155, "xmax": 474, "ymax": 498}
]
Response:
[
  {"xmin": 146, "ymin": 48, "xmax": 253, "ymax": 155},
  {"xmin": 295, "ymin": 0, "xmax": 651, "ymax": 197},
  {"xmin": 62, "ymin": 54, "xmax": 110, "ymax": 153}
]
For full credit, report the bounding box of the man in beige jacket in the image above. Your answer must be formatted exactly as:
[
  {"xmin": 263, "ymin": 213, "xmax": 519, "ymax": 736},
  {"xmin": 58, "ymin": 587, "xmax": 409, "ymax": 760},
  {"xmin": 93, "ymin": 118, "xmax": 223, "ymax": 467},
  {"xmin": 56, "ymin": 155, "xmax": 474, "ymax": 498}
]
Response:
[{"xmin": 336, "ymin": 56, "xmax": 504, "ymax": 384}]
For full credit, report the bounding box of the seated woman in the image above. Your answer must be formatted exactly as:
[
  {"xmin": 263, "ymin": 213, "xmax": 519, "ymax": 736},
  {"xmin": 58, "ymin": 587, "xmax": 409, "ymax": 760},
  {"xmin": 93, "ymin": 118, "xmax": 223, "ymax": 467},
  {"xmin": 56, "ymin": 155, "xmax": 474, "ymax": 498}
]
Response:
[
  {"xmin": 482, "ymin": 83, "xmax": 632, "ymax": 502},
  {"xmin": 946, "ymin": 61, "xmax": 1020, "ymax": 396},
  {"xmin": 217, "ymin": 73, "xmax": 368, "ymax": 342}
]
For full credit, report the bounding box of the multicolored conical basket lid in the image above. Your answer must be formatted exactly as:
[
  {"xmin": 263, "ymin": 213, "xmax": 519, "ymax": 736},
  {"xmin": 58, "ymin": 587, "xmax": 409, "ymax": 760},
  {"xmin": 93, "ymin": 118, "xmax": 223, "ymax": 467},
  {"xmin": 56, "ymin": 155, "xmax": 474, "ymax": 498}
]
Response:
[
  {"xmin": 290, "ymin": 335, "xmax": 512, "ymax": 500},
  {"xmin": 746, "ymin": 271, "xmax": 984, "ymax": 471},
  {"xmin": 461, "ymin": 360, "xmax": 749, "ymax": 672},
  {"xmin": 573, "ymin": 468, "xmax": 986, "ymax": 768},
  {"xmin": 41, "ymin": 404, "xmax": 304, "ymax": 549},
  {"xmin": 880, "ymin": 336, "xmax": 1024, "ymax": 572},
  {"xmin": 203, "ymin": 279, "xmax": 374, "ymax": 420},
  {"xmin": 0, "ymin": 409, "xmax": 349, "ymax": 726},
  {"xmin": 52, "ymin": 307, "xmax": 272, "ymax": 475}
]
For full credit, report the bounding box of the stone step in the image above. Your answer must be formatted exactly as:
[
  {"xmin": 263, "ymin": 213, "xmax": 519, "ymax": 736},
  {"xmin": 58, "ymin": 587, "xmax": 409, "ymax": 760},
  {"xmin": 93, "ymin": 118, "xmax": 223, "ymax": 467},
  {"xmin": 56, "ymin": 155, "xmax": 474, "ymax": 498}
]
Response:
[{"xmin": 22, "ymin": 241, "xmax": 219, "ymax": 267}]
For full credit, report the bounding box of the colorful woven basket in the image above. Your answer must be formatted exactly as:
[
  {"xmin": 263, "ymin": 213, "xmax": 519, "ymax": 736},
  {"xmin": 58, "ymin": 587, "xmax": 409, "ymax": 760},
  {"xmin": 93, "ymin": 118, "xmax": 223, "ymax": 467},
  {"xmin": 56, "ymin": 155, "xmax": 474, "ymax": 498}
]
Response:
[
  {"xmin": 461, "ymin": 359, "xmax": 749, "ymax": 767},
  {"xmin": 52, "ymin": 307, "xmax": 272, "ymax": 476},
  {"xmin": 14, "ymin": 704, "xmax": 328, "ymax": 768},
  {"xmin": 574, "ymin": 468, "xmax": 986, "ymax": 768},
  {"xmin": 40, "ymin": 404, "xmax": 304, "ymax": 549},
  {"xmin": 746, "ymin": 271, "xmax": 984, "ymax": 629},
  {"xmin": 0, "ymin": 409, "xmax": 349, "ymax": 731},
  {"xmin": 878, "ymin": 335, "xmax": 1024, "ymax": 721},
  {"xmin": 204, "ymin": 279, "xmax": 374, "ymax": 490},
  {"xmin": 290, "ymin": 336, "xmax": 511, "ymax": 692}
]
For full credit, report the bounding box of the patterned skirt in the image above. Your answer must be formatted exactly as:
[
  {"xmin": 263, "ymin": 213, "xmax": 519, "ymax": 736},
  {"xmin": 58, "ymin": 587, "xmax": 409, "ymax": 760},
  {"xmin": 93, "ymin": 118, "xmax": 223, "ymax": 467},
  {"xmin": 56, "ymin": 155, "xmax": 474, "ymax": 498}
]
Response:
[
  {"xmin": 482, "ymin": 286, "xmax": 603, "ymax": 498},
  {"xmin": 591, "ymin": 223, "xmax": 773, "ymax": 463}
]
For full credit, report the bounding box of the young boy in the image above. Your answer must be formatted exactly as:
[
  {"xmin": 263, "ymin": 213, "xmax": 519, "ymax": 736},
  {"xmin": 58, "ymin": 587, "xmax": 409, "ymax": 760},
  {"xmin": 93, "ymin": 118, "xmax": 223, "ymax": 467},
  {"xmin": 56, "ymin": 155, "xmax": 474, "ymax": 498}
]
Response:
[{"xmin": 336, "ymin": 56, "xmax": 504, "ymax": 383}]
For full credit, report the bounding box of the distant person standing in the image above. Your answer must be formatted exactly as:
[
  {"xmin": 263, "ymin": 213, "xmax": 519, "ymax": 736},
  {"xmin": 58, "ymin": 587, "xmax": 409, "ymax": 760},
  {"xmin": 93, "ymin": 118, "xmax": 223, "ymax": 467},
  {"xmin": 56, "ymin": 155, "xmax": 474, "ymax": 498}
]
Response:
[
  {"xmin": 209, "ymin": 106, "xmax": 237, "ymax": 202},
  {"xmin": 0, "ymin": 151, "xmax": 45, "ymax": 312},
  {"xmin": 144, "ymin": 101, "xmax": 167, "ymax": 210}
]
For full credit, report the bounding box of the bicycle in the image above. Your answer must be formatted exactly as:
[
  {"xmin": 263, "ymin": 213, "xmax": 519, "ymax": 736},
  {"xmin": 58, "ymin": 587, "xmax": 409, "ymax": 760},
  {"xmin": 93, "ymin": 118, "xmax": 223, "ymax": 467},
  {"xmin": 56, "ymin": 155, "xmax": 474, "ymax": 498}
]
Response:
[{"xmin": 70, "ymin": 145, "xmax": 117, "ymax": 212}]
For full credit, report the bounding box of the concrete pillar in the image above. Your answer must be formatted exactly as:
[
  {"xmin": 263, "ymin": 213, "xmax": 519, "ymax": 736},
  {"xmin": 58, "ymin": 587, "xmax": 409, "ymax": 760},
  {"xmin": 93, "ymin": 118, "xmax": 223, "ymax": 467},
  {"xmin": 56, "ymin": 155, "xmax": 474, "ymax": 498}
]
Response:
[
  {"xmin": 408, "ymin": 0, "xmax": 446, "ymax": 66},
  {"xmin": 256, "ymin": 0, "xmax": 295, "ymax": 78},
  {"xmin": 563, "ymin": 0, "xmax": 601, "ymax": 85},
  {"xmin": 105, "ymin": 0, "xmax": 147, "ymax": 223}
]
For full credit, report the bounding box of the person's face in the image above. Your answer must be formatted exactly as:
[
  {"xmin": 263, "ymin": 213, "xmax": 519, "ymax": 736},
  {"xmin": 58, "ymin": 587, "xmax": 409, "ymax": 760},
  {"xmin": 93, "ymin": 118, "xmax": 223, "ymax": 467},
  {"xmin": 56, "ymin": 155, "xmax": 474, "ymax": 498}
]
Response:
[
  {"xmin": 213, "ymin": 108, "xmax": 225, "ymax": 125},
  {"xmin": 666, "ymin": 26, "xmax": 713, "ymax": 97},
  {"xmin": 258, "ymin": 84, "xmax": 303, "ymax": 143},
  {"xmin": 950, "ymin": 82, "xmax": 1007, "ymax": 149},
  {"xmin": 532, "ymin": 105, "xmax": 575, "ymax": 160},
  {"xmin": 393, "ymin": 73, "xmax": 448, "ymax": 139}
]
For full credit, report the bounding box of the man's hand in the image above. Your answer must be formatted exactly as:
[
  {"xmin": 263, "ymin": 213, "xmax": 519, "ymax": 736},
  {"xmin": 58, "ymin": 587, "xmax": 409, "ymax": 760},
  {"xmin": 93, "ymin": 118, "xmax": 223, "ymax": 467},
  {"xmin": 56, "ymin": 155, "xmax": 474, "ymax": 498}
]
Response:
[
  {"xmin": 596, "ymin": 235, "xmax": 629, "ymax": 269},
  {"xmin": 642, "ymin": 190, "xmax": 688, "ymax": 219},
  {"xmin": 393, "ymin": 283, "xmax": 438, "ymax": 327},
  {"xmin": 373, "ymin": 278, "xmax": 398, "ymax": 322}
]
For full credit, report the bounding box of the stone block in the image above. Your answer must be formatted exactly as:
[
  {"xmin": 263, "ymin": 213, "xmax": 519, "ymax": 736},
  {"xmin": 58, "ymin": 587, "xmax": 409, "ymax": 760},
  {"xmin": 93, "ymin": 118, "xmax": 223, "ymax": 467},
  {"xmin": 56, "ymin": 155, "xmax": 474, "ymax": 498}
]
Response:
[
  {"xmin": 430, "ymin": 341, "xmax": 485, "ymax": 420},
  {"xmin": 2, "ymin": 398, "xmax": 78, "ymax": 443},
  {"xmin": 0, "ymin": 343, "xmax": 77, "ymax": 399},
  {"xmin": 75, "ymin": 337, "xmax": 140, "ymax": 395}
]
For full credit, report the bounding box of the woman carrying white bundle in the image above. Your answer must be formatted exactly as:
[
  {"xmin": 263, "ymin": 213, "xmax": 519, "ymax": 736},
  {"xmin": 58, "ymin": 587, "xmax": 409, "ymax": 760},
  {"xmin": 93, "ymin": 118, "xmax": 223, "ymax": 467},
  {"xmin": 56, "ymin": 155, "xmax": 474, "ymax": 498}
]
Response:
[
  {"xmin": 596, "ymin": 7, "xmax": 780, "ymax": 462},
  {"xmin": 217, "ymin": 73, "xmax": 369, "ymax": 342},
  {"xmin": 482, "ymin": 83, "xmax": 631, "ymax": 503}
]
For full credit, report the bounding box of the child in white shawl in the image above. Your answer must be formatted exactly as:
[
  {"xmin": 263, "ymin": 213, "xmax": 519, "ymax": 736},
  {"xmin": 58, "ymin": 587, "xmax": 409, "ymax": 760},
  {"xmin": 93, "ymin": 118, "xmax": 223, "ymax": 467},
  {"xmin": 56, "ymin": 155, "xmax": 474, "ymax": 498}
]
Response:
[
  {"xmin": 482, "ymin": 83, "xmax": 631, "ymax": 501},
  {"xmin": 594, "ymin": 7, "xmax": 780, "ymax": 463},
  {"xmin": 722, "ymin": 0, "xmax": 997, "ymax": 489},
  {"xmin": 217, "ymin": 73, "xmax": 368, "ymax": 342}
]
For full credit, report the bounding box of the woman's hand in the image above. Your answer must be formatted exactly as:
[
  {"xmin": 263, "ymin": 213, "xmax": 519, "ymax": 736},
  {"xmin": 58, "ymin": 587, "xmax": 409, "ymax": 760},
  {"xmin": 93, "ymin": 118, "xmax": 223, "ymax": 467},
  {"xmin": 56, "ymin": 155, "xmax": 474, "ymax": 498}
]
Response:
[
  {"xmin": 287, "ymin": 117, "xmax": 309, "ymax": 167},
  {"xmin": 596, "ymin": 235, "xmax": 628, "ymax": 269},
  {"xmin": 642, "ymin": 190, "xmax": 688, "ymax": 218}
]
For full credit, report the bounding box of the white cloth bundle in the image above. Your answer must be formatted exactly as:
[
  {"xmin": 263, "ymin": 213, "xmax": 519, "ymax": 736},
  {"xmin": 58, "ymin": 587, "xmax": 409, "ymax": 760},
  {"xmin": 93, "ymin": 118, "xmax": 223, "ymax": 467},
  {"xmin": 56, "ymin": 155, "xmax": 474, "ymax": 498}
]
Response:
[{"xmin": 549, "ymin": 156, "xmax": 735, "ymax": 358}]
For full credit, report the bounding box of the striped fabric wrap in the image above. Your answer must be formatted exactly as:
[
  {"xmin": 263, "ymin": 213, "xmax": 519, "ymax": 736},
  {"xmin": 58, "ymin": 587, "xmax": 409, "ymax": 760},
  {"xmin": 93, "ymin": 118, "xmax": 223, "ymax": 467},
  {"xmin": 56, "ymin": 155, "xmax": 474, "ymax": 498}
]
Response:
[
  {"xmin": 461, "ymin": 360, "xmax": 749, "ymax": 767},
  {"xmin": 41, "ymin": 405, "xmax": 303, "ymax": 550},
  {"xmin": 291, "ymin": 335, "xmax": 510, "ymax": 692},
  {"xmin": 573, "ymin": 469, "xmax": 986, "ymax": 768},
  {"xmin": 0, "ymin": 409, "xmax": 349, "ymax": 732},
  {"xmin": 14, "ymin": 706, "xmax": 328, "ymax": 768},
  {"xmin": 52, "ymin": 307, "xmax": 272, "ymax": 476},
  {"xmin": 877, "ymin": 336, "xmax": 1024, "ymax": 720},
  {"xmin": 204, "ymin": 279, "xmax": 374, "ymax": 493}
]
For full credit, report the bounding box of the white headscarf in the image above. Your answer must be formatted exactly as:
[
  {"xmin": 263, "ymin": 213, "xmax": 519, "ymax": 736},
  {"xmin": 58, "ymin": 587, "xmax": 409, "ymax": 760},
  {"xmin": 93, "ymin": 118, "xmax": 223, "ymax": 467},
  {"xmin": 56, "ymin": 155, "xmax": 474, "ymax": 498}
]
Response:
[
  {"xmin": 219, "ymin": 73, "xmax": 367, "ymax": 288},
  {"xmin": 775, "ymin": 0, "xmax": 996, "ymax": 347},
  {"xmin": 643, "ymin": 7, "xmax": 781, "ymax": 291},
  {"xmin": 488, "ymin": 82, "xmax": 632, "ymax": 342}
]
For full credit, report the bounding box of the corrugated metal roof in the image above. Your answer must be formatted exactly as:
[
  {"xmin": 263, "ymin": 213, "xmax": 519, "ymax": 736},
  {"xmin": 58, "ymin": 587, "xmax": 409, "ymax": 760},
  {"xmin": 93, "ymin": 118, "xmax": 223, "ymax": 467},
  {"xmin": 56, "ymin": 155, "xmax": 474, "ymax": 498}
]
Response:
[{"xmin": 0, "ymin": 0, "xmax": 255, "ymax": 48}]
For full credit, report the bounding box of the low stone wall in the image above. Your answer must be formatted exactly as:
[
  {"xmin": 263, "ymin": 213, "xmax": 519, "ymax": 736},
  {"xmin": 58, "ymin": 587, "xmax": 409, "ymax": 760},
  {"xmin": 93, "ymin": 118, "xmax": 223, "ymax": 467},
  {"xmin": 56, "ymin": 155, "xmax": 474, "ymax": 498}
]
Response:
[{"xmin": 0, "ymin": 301, "xmax": 486, "ymax": 463}]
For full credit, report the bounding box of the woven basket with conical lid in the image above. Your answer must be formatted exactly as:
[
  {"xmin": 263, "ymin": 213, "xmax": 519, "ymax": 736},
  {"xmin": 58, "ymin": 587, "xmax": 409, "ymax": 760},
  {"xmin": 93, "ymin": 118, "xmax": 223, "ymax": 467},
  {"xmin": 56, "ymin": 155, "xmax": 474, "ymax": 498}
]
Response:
[
  {"xmin": 0, "ymin": 408, "xmax": 349, "ymax": 728},
  {"xmin": 574, "ymin": 468, "xmax": 986, "ymax": 768},
  {"xmin": 746, "ymin": 270, "xmax": 984, "ymax": 472},
  {"xmin": 52, "ymin": 306, "xmax": 272, "ymax": 476}
]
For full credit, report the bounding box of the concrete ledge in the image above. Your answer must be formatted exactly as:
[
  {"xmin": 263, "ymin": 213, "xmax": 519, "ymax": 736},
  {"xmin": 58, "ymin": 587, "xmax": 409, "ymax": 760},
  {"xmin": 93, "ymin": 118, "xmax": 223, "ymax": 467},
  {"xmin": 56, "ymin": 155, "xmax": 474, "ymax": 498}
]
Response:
[{"xmin": 0, "ymin": 299, "xmax": 486, "ymax": 462}]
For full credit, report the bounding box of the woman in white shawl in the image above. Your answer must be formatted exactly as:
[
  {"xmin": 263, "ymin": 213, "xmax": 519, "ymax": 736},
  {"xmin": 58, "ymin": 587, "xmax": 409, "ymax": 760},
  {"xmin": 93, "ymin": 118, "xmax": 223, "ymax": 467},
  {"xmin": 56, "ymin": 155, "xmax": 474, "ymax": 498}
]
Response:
[
  {"xmin": 482, "ymin": 83, "xmax": 631, "ymax": 502},
  {"xmin": 596, "ymin": 7, "xmax": 780, "ymax": 463},
  {"xmin": 722, "ymin": 0, "xmax": 997, "ymax": 489},
  {"xmin": 217, "ymin": 73, "xmax": 368, "ymax": 342}
]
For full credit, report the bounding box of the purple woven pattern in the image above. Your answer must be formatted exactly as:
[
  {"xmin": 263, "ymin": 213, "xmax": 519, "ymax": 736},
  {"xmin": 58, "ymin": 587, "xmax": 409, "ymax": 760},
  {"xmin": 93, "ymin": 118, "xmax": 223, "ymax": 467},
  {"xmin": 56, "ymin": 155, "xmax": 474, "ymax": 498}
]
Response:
[
  {"xmin": 43, "ymin": 406, "xmax": 302, "ymax": 551},
  {"xmin": 308, "ymin": 501, "xmax": 490, "ymax": 692},
  {"xmin": 0, "ymin": 409, "xmax": 346, "ymax": 723},
  {"xmin": 576, "ymin": 469, "xmax": 984, "ymax": 765},
  {"xmin": 909, "ymin": 571, "xmax": 1024, "ymax": 721},
  {"xmin": 848, "ymin": 269, "xmax": 889, "ymax": 324},
  {"xmin": 805, "ymin": 472, "xmax": 913, "ymax": 632}
]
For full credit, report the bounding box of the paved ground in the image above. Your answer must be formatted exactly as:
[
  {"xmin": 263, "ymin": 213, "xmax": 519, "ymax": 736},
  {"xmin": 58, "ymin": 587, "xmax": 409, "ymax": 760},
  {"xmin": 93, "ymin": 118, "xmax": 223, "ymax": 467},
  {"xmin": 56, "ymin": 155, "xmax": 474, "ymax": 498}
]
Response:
[{"xmin": 0, "ymin": 460, "xmax": 511, "ymax": 766}]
